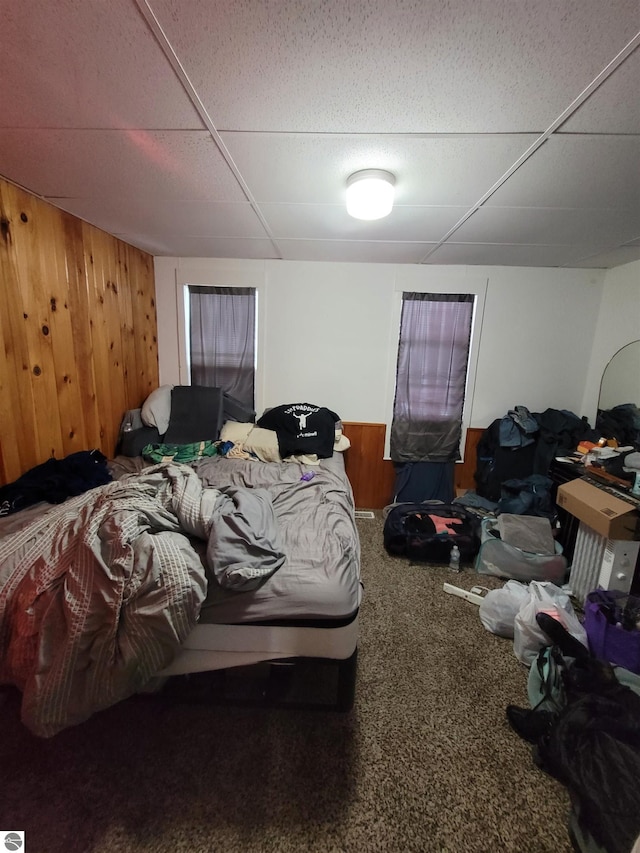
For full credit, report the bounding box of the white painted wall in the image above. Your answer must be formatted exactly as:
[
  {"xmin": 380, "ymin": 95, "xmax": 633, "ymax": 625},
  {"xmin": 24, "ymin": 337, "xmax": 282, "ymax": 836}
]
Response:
[
  {"xmin": 581, "ymin": 259, "xmax": 640, "ymax": 423},
  {"xmin": 154, "ymin": 257, "xmax": 607, "ymax": 436}
]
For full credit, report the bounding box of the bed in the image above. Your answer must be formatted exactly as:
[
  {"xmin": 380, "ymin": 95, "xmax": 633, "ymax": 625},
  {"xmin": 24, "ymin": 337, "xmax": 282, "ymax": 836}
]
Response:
[{"xmin": 0, "ymin": 395, "xmax": 362, "ymax": 737}]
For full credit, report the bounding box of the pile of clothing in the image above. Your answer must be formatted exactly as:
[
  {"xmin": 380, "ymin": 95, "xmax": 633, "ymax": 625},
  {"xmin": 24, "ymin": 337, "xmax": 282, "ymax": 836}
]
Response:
[{"xmin": 506, "ymin": 612, "xmax": 640, "ymax": 853}]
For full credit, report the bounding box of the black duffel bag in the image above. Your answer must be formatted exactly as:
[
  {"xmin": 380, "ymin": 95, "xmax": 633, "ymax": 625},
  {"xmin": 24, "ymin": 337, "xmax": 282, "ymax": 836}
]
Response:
[{"xmin": 383, "ymin": 502, "xmax": 482, "ymax": 564}]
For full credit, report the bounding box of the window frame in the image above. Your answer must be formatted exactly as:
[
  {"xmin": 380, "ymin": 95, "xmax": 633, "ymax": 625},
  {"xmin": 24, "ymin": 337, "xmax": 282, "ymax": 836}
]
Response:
[
  {"xmin": 175, "ymin": 263, "xmax": 265, "ymax": 414},
  {"xmin": 383, "ymin": 273, "xmax": 488, "ymax": 461}
]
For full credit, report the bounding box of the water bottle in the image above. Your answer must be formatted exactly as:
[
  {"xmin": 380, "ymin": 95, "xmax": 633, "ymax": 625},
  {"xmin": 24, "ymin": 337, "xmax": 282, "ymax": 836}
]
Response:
[{"xmin": 449, "ymin": 544, "xmax": 461, "ymax": 572}]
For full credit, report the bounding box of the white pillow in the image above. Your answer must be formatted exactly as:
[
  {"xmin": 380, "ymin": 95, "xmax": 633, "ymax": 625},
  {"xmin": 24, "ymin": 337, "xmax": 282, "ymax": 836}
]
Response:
[
  {"xmin": 242, "ymin": 427, "xmax": 282, "ymax": 463},
  {"xmin": 141, "ymin": 385, "xmax": 173, "ymax": 435},
  {"xmin": 220, "ymin": 421, "xmax": 254, "ymax": 444}
]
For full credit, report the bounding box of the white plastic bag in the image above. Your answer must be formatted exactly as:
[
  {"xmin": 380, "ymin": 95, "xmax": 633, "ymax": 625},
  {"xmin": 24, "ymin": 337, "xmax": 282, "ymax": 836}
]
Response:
[
  {"xmin": 479, "ymin": 580, "xmax": 529, "ymax": 638},
  {"xmin": 513, "ymin": 580, "xmax": 588, "ymax": 666}
]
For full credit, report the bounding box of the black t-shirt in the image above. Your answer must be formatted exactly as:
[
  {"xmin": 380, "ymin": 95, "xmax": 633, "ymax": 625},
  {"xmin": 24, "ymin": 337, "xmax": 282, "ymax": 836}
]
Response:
[{"xmin": 257, "ymin": 403, "xmax": 339, "ymax": 459}]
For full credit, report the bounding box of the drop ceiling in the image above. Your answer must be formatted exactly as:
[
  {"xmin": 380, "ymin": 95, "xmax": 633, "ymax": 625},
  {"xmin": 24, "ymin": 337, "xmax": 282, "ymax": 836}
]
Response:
[{"xmin": 1, "ymin": 0, "xmax": 639, "ymax": 268}]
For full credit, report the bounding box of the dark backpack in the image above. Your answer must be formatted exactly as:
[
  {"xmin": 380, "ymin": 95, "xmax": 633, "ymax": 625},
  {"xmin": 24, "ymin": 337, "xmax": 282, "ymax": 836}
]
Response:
[
  {"xmin": 383, "ymin": 502, "xmax": 481, "ymax": 564},
  {"xmin": 474, "ymin": 418, "xmax": 538, "ymax": 502},
  {"xmin": 497, "ymin": 474, "xmax": 556, "ymax": 520}
]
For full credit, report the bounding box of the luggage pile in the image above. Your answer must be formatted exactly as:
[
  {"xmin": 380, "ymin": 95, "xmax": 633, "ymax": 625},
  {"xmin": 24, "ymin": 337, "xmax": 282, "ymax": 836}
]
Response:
[{"xmin": 382, "ymin": 405, "xmax": 598, "ymax": 580}]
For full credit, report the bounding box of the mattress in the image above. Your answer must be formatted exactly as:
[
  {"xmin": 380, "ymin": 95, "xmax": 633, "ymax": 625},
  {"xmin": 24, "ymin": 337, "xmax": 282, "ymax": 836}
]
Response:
[
  {"xmin": 107, "ymin": 450, "xmax": 362, "ymax": 626},
  {"xmin": 192, "ymin": 451, "xmax": 362, "ymax": 625}
]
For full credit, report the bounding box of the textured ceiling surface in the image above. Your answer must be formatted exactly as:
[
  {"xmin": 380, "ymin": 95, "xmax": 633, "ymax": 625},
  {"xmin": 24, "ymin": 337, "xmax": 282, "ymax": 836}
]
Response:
[{"xmin": 1, "ymin": 0, "xmax": 639, "ymax": 268}]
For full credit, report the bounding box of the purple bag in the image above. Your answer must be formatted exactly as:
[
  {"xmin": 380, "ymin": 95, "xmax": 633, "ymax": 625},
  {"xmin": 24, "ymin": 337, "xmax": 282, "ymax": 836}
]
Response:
[{"xmin": 584, "ymin": 590, "xmax": 640, "ymax": 674}]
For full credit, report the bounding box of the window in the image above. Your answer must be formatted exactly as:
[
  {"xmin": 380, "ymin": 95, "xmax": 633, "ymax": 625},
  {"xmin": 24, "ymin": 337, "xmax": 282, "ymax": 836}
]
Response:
[
  {"xmin": 187, "ymin": 285, "xmax": 257, "ymax": 408},
  {"xmin": 390, "ymin": 292, "xmax": 474, "ymax": 463}
]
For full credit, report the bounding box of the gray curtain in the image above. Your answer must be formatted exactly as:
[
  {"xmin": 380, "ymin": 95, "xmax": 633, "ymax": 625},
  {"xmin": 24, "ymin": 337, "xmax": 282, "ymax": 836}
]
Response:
[
  {"xmin": 390, "ymin": 292, "xmax": 474, "ymax": 463},
  {"xmin": 188, "ymin": 286, "xmax": 256, "ymax": 408}
]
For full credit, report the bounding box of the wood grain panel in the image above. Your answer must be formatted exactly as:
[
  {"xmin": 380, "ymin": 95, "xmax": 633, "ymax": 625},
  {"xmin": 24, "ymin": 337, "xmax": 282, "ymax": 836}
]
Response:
[
  {"xmin": 0, "ymin": 177, "xmax": 158, "ymax": 485},
  {"xmin": 342, "ymin": 422, "xmax": 395, "ymax": 509},
  {"xmin": 456, "ymin": 427, "xmax": 484, "ymax": 494},
  {"xmin": 0, "ymin": 185, "xmax": 41, "ymax": 477},
  {"xmin": 63, "ymin": 214, "xmax": 101, "ymax": 450},
  {"xmin": 46, "ymin": 203, "xmax": 86, "ymax": 458},
  {"xmin": 342, "ymin": 422, "xmax": 485, "ymax": 509},
  {"xmin": 126, "ymin": 243, "xmax": 158, "ymax": 404}
]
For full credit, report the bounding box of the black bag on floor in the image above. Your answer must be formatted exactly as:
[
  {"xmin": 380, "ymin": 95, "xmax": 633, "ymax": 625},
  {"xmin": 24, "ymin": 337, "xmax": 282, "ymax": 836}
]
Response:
[
  {"xmin": 383, "ymin": 502, "xmax": 481, "ymax": 564},
  {"xmin": 475, "ymin": 419, "xmax": 538, "ymax": 502}
]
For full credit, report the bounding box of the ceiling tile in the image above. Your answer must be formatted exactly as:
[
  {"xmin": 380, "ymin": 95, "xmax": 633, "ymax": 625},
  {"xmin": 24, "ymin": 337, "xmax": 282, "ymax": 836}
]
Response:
[
  {"xmin": 153, "ymin": 0, "xmax": 640, "ymax": 133},
  {"xmin": 221, "ymin": 132, "xmax": 539, "ymax": 205},
  {"xmin": 0, "ymin": 0, "xmax": 637, "ymax": 267},
  {"xmin": 51, "ymin": 198, "xmax": 268, "ymax": 239},
  {"xmin": 259, "ymin": 203, "xmax": 468, "ymax": 242},
  {"xmin": 569, "ymin": 245, "xmax": 640, "ymax": 268},
  {"xmin": 0, "ymin": 0, "xmax": 201, "ymax": 129},
  {"xmin": 424, "ymin": 243, "xmax": 600, "ymax": 267},
  {"xmin": 276, "ymin": 240, "xmax": 434, "ymax": 263},
  {"xmin": 0, "ymin": 130, "xmax": 246, "ymax": 201},
  {"xmin": 486, "ymin": 135, "xmax": 640, "ymax": 209},
  {"xmin": 116, "ymin": 234, "xmax": 281, "ymax": 259},
  {"xmin": 452, "ymin": 206, "xmax": 640, "ymax": 247},
  {"xmin": 560, "ymin": 49, "xmax": 640, "ymax": 134}
]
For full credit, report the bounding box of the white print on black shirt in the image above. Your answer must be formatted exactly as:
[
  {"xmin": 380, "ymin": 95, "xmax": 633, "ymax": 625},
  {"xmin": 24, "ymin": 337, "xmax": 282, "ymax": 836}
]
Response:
[
  {"xmin": 257, "ymin": 404, "xmax": 337, "ymax": 459},
  {"xmin": 285, "ymin": 404, "xmax": 320, "ymax": 436}
]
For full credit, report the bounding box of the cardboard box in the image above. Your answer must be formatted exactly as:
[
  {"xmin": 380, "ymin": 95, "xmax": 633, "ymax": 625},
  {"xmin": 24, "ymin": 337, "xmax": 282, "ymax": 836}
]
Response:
[{"xmin": 557, "ymin": 478, "xmax": 639, "ymax": 541}]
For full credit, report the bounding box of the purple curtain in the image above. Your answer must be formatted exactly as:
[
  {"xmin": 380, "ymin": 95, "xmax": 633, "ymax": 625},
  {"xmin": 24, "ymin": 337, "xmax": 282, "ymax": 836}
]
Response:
[
  {"xmin": 390, "ymin": 292, "xmax": 474, "ymax": 463},
  {"xmin": 188, "ymin": 286, "xmax": 256, "ymax": 408}
]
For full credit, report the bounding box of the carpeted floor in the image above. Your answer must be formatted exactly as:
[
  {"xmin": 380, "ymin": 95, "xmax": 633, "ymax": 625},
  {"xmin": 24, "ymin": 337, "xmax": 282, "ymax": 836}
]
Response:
[{"xmin": 0, "ymin": 515, "xmax": 573, "ymax": 853}]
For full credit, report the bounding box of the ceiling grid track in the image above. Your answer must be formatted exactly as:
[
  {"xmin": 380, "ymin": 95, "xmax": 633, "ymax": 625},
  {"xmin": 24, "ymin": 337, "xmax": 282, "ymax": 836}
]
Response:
[
  {"xmin": 135, "ymin": 0, "xmax": 284, "ymax": 258},
  {"xmin": 418, "ymin": 31, "xmax": 640, "ymax": 264}
]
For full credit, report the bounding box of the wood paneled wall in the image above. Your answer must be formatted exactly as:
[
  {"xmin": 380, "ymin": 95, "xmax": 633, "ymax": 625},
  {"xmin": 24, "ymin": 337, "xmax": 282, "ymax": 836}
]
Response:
[
  {"xmin": 343, "ymin": 422, "xmax": 484, "ymax": 509},
  {"xmin": 456, "ymin": 427, "xmax": 484, "ymax": 495},
  {"xmin": 0, "ymin": 178, "xmax": 158, "ymax": 485},
  {"xmin": 342, "ymin": 423, "xmax": 396, "ymax": 510}
]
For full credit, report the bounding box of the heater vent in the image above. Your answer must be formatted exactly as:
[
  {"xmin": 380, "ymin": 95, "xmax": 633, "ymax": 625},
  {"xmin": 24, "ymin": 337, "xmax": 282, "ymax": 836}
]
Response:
[
  {"xmin": 355, "ymin": 510, "xmax": 375, "ymax": 519},
  {"xmin": 570, "ymin": 523, "xmax": 607, "ymax": 603},
  {"xmin": 570, "ymin": 522, "xmax": 640, "ymax": 603}
]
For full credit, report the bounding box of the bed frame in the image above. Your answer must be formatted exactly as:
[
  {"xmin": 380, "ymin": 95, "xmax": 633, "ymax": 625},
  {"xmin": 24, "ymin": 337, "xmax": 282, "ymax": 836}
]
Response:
[{"xmin": 156, "ymin": 617, "xmax": 359, "ymax": 711}]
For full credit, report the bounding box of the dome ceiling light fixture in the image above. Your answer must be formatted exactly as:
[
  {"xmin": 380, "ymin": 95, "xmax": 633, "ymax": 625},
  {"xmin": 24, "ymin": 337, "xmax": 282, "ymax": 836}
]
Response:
[{"xmin": 346, "ymin": 169, "xmax": 396, "ymax": 220}]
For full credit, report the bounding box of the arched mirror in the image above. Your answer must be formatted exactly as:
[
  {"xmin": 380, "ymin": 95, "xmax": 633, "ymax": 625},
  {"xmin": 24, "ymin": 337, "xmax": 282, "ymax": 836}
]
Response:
[
  {"xmin": 598, "ymin": 340, "xmax": 640, "ymax": 411},
  {"xmin": 596, "ymin": 341, "xmax": 640, "ymax": 448}
]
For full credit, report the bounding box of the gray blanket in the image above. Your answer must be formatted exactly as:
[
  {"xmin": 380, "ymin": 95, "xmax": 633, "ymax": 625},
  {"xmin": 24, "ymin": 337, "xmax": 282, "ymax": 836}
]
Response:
[{"xmin": 0, "ymin": 463, "xmax": 284, "ymax": 736}]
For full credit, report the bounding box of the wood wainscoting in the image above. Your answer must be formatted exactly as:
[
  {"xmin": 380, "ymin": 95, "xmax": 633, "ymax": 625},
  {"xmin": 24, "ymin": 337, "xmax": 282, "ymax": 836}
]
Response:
[
  {"xmin": 341, "ymin": 423, "xmax": 395, "ymax": 511},
  {"xmin": 0, "ymin": 178, "xmax": 159, "ymax": 485},
  {"xmin": 342, "ymin": 422, "xmax": 484, "ymax": 509},
  {"xmin": 456, "ymin": 427, "xmax": 484, "ymax": 496}
]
